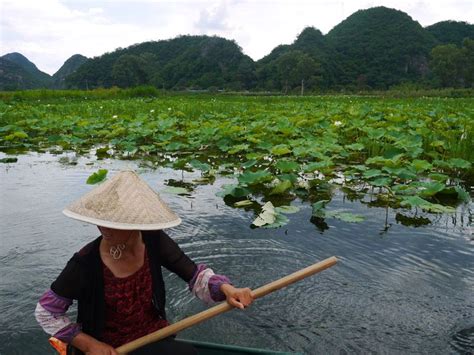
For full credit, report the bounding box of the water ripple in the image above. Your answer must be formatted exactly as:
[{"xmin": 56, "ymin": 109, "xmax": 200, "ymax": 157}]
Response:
[{"xmin": 1, "ymin": 154, "xmax": 473, "ymax": 354}]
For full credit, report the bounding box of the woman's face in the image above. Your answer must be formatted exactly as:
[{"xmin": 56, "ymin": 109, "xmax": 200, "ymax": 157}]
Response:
[{"xmin": 98, "ymin": 226, "xmax": 133, "ymax": 243}]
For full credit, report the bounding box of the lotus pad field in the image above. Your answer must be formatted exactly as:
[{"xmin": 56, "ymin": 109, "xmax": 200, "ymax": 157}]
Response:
[{"xmin": 1, "ymin": 94, "xmax": 472, "ymax": 227}]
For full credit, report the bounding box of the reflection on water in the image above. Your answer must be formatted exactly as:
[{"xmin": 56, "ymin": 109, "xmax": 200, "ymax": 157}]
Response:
[
  {"xmin": 450, "ymin": 327, "xmax": 474, "ymax": 354},
  {"xmin": 0, "ymin": 153, "xmax": 473, "ymax": 354}
]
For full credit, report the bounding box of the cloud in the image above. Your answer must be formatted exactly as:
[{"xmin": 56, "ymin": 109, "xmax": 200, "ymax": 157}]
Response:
[
  {"xmin": 0, "ymin": 0, "xmax": 192, "ymax": 74},
  {"xmin": 195, "ymin": 0, "xmax": 233, "ymax": 32}
]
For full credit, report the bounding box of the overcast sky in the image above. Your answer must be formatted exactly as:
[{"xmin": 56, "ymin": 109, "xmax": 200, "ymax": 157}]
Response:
[{"xmin": 1, "ymin": 0, "xmax": 473, "ymax": 75}]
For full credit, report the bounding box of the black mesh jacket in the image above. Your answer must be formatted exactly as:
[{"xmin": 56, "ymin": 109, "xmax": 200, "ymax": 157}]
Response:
[{"xmin": 50, "ymin": 230, "xmax": 197, "ymax": 354}]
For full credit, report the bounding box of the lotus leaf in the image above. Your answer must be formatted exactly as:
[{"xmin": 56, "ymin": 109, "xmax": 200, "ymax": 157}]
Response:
[
  {"xmin": 275, "ymin": 160, "xmax": 300, "ymax": 173},
  {"xmin": 454, "ymin": 186, "xmax": 470, "ymax": 202},
  {"xmin": 311, "ymin": 200, "xmax": 329, "ymax": 218},
  {"xmin": 446, "ymin": 158, "xmax": 471, "ymax": 170},
  {"xmin": 371, "ymin": 177, "xmax": 392, "ymax": 187},
  {"xmin": 304, "ymin": 160, "xmax": 333, "ymax": 173},
  {"xmin": 262, "ymin": 213, "xmax": 290, "ymax": 228},
  {"xmin": 428, "ymin": 173, "xmax": 449, "ymax": 182},
  {"xmin": 0, "ymin": 157, "xmax": 18, "ymax": 163},
  {"xmin": 363, "ymin": 169, "xmax": 384, "ymax": 179},
  {"xmin": 418, "ymin": 182, "xmax": 446, "ymax": 198},
  {"xmin": 270, "ymin": 180, "xmax": 293, "ymax": 195},
  {"xmin": 216, "ymin": 184, "xmax": 250, "ymax": 198},
  {"xmin": 162, "ymin": 186, "xmax": 190, "ymax": 195},
  {"xmin": 411, "ymin": 159, "xmax": 433, "ymax": 172},
  {"xmin": 238, "ymin": 170, "xmax": 273, "ymax": 185},
  {"xmin": 326, "ymin": 211, "xmax": 365, "ymax": 223},
  {"xmin": 346, "ymin": 143, "xmax": 365, "ymax": 151},
  {"xmin": 383, "ymin": 167, "xmax": 417, "ymax": 180},
  {"xmin": 277, "ymin": 173, "xmax": 299, "ymax": 183},
  {"xmin": 241, "ymin": 159, "xmax": 257, "ymax": 169},
  {"xmin": 275, "ymin": 205, "xmax": 300, "ymax": 214},
  {"xmin": 86, "ymin": 169, "xmax": 108, "ymax": 185},
  {"xmin": 400, "ymin": 196, "xmax": 456, "ymax": 213},
  {"xmin": 189, "ymin": 159, "xmax": 211, "ymax": 172},
  {"xmin": 252, "ymin": 202, "xmax": 276, "ymax": 227},
  {"xmin": 228, "ymin": 144, "xmax": 250, "ymax": 154},
  {"xmin": 234, "ymin": 200, "xmax": 254, "ymax": 207},
  {"xmin": 271, "ymin": 145, "xmax": 291, "ymax": 156}
]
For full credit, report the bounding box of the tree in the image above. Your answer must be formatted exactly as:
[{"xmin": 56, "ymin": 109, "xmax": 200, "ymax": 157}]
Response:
[
  {"xmin": 111, "ymin": 54, "xmax": 149, "ymax": 87},
  {"xmin": 276, "ymin": 51, "xmax": 321, "ymax": 94},
  {"xmin": 430, "ymin": 44, "xmax": 465, "ymax": 87},
  {"xmin": 293, "ymin": 54, "xmax": 321, "ymax": 95},
  {"xmin": 277, "ymin": 52, "xmax": 299, "ymax": 94},
  {"xmin": 426, "ymin": 21, "xmax": 474, "ymax": 47},
  {"xmin": 461, "ymin": 38, "xmax": 474, "ymax": 87},
  {"xmin": 236, "ymin": 58, "xmax": 257, "ymax": 89}
]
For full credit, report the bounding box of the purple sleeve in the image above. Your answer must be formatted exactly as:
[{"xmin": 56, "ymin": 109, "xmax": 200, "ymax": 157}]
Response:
[
  {"xmin": 39, "ymin": 289, "xmax": 72, "ymax": 314},
  {"xmin": 53, "ymin": 323, "xmax": 82, "ymax": 343},
  {"xmin": 35, "ymin": 289, "xmax": 81, "ymax": 343},
  {"xmin": 208, "ymin": 274, "xmax": 232, "ymax": 302},
  {"xmin": 188, "ymin": 264, "xmax": 208, "ymax": 290},
  {"xmin": 189, "ymin": 264, "xmax": 232, "ymax": 303}
]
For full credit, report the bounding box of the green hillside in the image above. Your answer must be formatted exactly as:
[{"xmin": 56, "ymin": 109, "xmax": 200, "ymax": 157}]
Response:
[
  {"xmin": 326, "ymin": 6, "xmax": 437, "ymax": 89},
  {"xmin": 0, "ymin": 53, "xmax": 52, "ymax": 90},
  {"xmin": 426, "ymin": 21, "xmax": 474, "ymax": 46},
  {"xmin": 2, "ymin": 6, "xmax": 472, "ymax": 92},
  {"xmin": 256, "ymin": 27, "xmax": 339, "ymax": 91},
  {"xmin": 52, "ymin": 54, "xmax": 88, "ymax": 89},
  {"xmin": 66, "ymin": 35, "xmax": 256, "ymax": 90}
]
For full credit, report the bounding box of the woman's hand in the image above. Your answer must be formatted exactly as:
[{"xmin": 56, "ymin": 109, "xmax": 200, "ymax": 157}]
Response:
[
  {"xmin": 71, "ymin": 332, "xmax": 118, "ymax": 355},
  {"xmin": 220, "ymin": 284, "xmax": 254, "ymax": 309},
  {"xmin": 84, "ymin": 341, "xmax": 118, "ymax": 355}
]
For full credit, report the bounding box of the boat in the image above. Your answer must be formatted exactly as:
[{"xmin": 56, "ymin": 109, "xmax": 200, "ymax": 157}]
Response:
[
  {"xmin": 176, "ymin": 339, "xmax": 301, "ymax": 354},
  {"xmin": 49, "ymin": 337, "xmax": 301, "ymax": 354}
]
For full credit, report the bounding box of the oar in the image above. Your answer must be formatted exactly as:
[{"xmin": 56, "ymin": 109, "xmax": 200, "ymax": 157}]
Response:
[{"xmin": 116, "ymin": 256, "xmax": 338, "ymax": 354}]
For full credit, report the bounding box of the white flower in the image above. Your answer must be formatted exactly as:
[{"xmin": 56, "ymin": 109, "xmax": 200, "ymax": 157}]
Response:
[
  {"xmin": 150, "ymin": 109, "xmax": 155, "ymax": 113},
  {"xmin": 112, "ymin": 115, "xmax": 118, "ymax": 118},
  {"xmin": 334, "ymin": 121, "xmax": 342, "ymax": 126},
  {"xmin": 167, "ymin": 107, "xmax": 172, "ymax": 111}
]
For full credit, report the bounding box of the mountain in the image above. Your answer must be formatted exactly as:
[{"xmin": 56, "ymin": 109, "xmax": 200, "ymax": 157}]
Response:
[
  {"xmin": 0, "ymin": 52, "xmax": 52, "ymax": 90},
  {"xmin": 1, "ymin": 7, "xmax": 470, "ymax": 92},
  {"xmin": 52, "ymin": 54, "xmax": 88, "ymax": 89},
  {"xmin": 426, "ymin": 21, "xmax": 474, "ymax": 46},
  {"xmin": 0, "ymin": 52, "xmax": 89, "ymax": 90},
  {"xmin": 256, "ymin": 27, "xmax": 342, "ymax": 90},
  {"xmin": 66, "ymin": 35, "xmax": 256, "ymax": 90},
  {"xmin": 325, "ymin": 6, "xmax": 437, "ymax": 89}
]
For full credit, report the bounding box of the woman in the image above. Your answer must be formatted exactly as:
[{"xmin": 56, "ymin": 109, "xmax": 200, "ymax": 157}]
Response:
[{"xmin": 35, "ymin": 171, "xmax": 253, "ymax": 354}]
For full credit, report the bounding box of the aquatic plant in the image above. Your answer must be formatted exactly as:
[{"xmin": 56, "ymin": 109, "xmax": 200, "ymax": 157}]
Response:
[{"xmin": 2, "ymin": 94, "xmax": 472, "ymax": 229}]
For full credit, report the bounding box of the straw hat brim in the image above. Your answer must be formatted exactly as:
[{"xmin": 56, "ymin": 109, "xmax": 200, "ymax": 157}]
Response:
[
  {"xmin": 63, "ymin": 209, "xmax": 182, "ymax": 230},
  {"xmin": 62, "ymin": 170, "xmax": 182, "ymax": 230}
]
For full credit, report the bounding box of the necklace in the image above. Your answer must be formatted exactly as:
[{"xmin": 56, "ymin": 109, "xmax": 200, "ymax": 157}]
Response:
[
  {"xmin": 107, "ymin": 230, "xmax": 138, "ymax": 260},
  {"xmin": 109, "ymin": 244, "xmax": 126, "ymax": 260}
]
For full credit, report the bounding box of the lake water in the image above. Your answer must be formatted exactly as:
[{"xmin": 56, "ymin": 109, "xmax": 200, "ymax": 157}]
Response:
[{"xmin": 0, "ymin": 153, "xmax": 472, "ymax": 354}]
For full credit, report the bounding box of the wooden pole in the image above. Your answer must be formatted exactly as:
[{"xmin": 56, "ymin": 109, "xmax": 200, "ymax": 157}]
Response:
[{"xmin": 116, "ymin": 256, "xmax": 338, "ymax": 354}]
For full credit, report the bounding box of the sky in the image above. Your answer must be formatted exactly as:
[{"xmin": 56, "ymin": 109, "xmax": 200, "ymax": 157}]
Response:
[{"xmin": 1, "ymin": 0, "xmax": 473, "ymax": 75}]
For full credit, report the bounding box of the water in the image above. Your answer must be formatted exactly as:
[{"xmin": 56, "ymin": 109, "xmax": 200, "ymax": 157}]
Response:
[{"xmin": 0, "ymin": 153, "xmax": 473, "ymax": 354}]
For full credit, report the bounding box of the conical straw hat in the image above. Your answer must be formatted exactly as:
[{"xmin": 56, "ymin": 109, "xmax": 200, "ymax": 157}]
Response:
[{"xmin": 63, "ymin": 171, "xmax": 181, "ymax": 230}]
